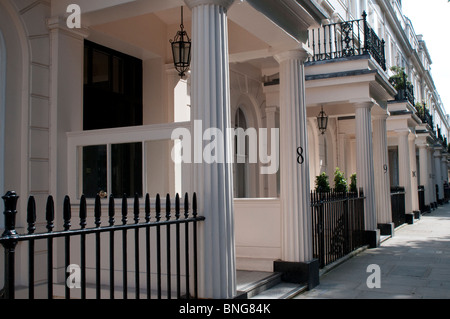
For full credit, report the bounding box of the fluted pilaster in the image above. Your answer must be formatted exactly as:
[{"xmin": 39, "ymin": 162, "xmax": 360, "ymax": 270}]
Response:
[
  {"xmin": 275, "ymin": 49, "xmax": 313, "ymax": 263},
  {"xmin": 354, "ymin": 102, "xmax": 377, "ymax": 231},
  {"xmin": 418, "ymin": 143, "xmax": 430, "ymax": 205},
  {"xmin": 398, "ymin": 130, "xmax": 412, "ymax": 214},
  {"xmin": 434, "ymin": 149, "xmax": 443, "ymax": 201},
  {"xmin": 372, "ymin": 114, "xmax": 392, "ymax": 224},
  {"xmin": 408, "ymin": 133, "xmax": 419, "ymax": 212},
  {"xmin": 185, "ymin": 0, "xmax": 236, "ymax": 299}
]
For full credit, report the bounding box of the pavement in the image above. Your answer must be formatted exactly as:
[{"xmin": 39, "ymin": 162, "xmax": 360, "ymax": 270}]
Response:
[{"xmin": 296, "ymin": 203, "xmax": 450, "ymax": 299}]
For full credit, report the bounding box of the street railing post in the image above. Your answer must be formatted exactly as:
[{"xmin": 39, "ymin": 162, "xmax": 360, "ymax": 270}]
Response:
[{"xmin": 1, "ymin": 191, "xmax": 20, "ymax": 299}]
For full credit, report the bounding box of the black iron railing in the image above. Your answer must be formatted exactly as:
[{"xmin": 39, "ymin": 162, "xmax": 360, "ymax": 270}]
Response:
[
  {"xmin": 415, "ymin": 105, "xmax": 434, "ymax": 129},
  {"xmin": 444, "ymin": 183, "xmax": 450, "ymax": 204},
  {"xmin": 308, "ymin": 11, "xmax": 386, "ymax": 71},
  {"xmin": 418, "ymin": 185, "xmax": 427, "ymax": 213},
  {"xmin": 393, "ymin": 72, "xmax": 415, "ymax": 106},
  {"xmin": 0, "ymin": 191, "xmax": 204, "ymax": 299},
  {"xmin": 390, "ymin": 186, "xmax": 405, "ymax": 228},
  {"xmin": 310, "ymin": 189, "xmax": 366, "ymax": 269}
]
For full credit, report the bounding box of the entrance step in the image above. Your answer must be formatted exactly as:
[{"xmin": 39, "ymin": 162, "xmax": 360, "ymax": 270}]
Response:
[{"xmin": 236, "ymin": 270, "xmax": 307, "ymax": 299}]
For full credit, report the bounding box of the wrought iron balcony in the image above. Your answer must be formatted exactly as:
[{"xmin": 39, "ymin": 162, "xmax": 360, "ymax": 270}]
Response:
[
  {"xmin": 392, "ymin": 72, "xmax": 415, "ymax": 106},
  {"xmin": 307, "ymin": 11, "xmax": 386, "ymax": 71},
  {"xmin": 415, "ymin": 104, "xmax": 434, "ymax": 129}
]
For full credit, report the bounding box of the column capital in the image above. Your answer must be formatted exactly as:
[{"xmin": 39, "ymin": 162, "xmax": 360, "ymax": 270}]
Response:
[
  {"xmin": 372, "ymin": 113, "xmax": 389, "ymax": 121},
  {"xmin": 396, "ymin": 129, "xmax": 411, "ymax": 137},
  {"xmin": 265, "ymin": 106, "xmax": 279, "ymax": 114},
  {"xmin": 434, "ymin": 149, "xmax": 442, "ymax": 157},
  {"xmin": 417, "ymin": 142, "xmax": 429, "ymax": 149},
  {"xmin": 185, "ymin": 0, "xmax": 235, "ymax": 10},
  {"xmin": 274, "ymin": 46, "xmax": 311, "ymax": 64},
  {"xmin": 352, "ymin": 99, "xmax": 374, "ymax": 110},
  {"xmin": 408, "ymin": 132, "xmax": 417, "ymax": 141}
]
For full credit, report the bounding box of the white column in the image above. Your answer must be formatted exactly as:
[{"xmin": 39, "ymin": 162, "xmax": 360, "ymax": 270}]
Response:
[
  {"xmin": 186, "ymin": 0, "xmax": 236, "ymax": 299},
  {"xmin": 428, "ymin": 146, "xmax": 436, "ymax": 205},
  {"xmin": 275, "ymin": 48, "xmax": 313, "ymax": 263},
  {"xmin": 354, "ymin": 102, "xmax": 377, "ymax": 231},
  {"xmin": 434, "ymin": 149, "xmax": 443, "ymax": 201},
  {"xmin": 409, "ymin": 133, "xmax": 419, "ymax": 212},
  {"xmin": 397, "ymin": 130, "xmax": 412, "ymax": 214},
  {"xmin": 442, "ymin": 156, "xmax": 448, "ymax": 183},
  {"xmin": 418, "ymin": 143, "xmax": 430, "ymax": 206},
  {"xmin": 372, "ymin": 114, "xmax": 392, "ymax": 225}
]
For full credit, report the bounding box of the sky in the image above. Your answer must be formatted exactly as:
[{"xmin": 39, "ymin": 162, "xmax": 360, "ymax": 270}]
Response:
[{"xmin": 402, "ymin": 0, "xmax": 450, "ymax": 115}]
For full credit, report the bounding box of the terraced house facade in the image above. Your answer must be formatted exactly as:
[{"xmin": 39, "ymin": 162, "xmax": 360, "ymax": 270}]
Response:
[{"xmin": 0, "ymin": 0, "xmax": 448, "ymax": 299}]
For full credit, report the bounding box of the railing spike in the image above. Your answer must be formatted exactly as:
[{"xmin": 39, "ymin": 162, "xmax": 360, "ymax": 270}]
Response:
[
  {"xmin": 145, "ymin": 193, "xmax": 151, "ymax": 223},
  {"xmin": 27, "ymin": 196, "xmax": 36, "ymax": 234},
  {"xmin": 184, "ymin": 193, "xmax": 189, "ymax": 219},
  {"xmin": 94, "ymin": 194, "xmax": 101, "ymax": 228},
  {"xmin": 79, "ymin": 195, "xmax": 87, "ymax": 229},
  {"xmin": 63, "ymin": 195, "xmax": 71, "ymax": 231},
  {"xmin": 175, "ymin": 193, "xmax": 180, "ymax": 220},
  {"xmin": 134, "ymin": 193, "xmax": 140, "ymax": 224},
  {"xmin": 46, "ymin": 195, "xmax": 54, "ymax": 232},
  {"xmin": 166, "ymin": 194, "xmax": 171, "ymax": 221},
  {"xmin": 155, "ymin": 194, "xmax": 161, "ymax": 222},
  {"xmin": 122, "ymin": 194, "xmax": 128, "ymax": 225},
  {"xmin": 109, "ymin": 194, "xmax": 115, "ymax": 226},
  {"xmin": 192, "ymin": 193, "xmax": 197, "ymax": 218}
]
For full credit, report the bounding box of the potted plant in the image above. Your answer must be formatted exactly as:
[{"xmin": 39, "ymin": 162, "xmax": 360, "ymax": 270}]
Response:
[
  {"xmin": 334, "ymin": 167, "xmax": 348, "ymax": 193},
  {"xmin": 315, "ymin": 172, "xmax": 330, "ymax": 193},
  {"xmin": 389, "ymin": 66, "xmax": 412, "ymax": 101}
]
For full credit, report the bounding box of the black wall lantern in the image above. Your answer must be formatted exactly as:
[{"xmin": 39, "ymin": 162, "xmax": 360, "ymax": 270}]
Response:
[
  {"xmin": 317, "ymin": 105, "xmax": 328, "ymax": 135},
  {"xmin": 170, "ymin": 6, "xmax": 191, "ymax": 77}
]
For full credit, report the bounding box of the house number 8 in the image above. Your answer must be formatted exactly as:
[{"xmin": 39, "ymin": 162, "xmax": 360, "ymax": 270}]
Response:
[{"xmin": 297, "ymin": 147, "xmax": 304, "ymax": 165}]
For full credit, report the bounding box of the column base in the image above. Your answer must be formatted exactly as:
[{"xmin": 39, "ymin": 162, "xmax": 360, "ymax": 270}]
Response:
[
  {"xmin": 413, "ymin": 210, "xmax": 421, "ymax": 220},
  {"xmin": 364, "ymin": 229, "xmax": 380, "ymax": 248},
  {"xmin": 274, "ymin": 259, "xmax": 320, "ymax": 290},
  {"xmin": 405, "ymin": 213, "xmax": 414, "ymax": 224},
  {"xmin": 377, "ymin": 223, "xmax": 395, "ymax": 236}
]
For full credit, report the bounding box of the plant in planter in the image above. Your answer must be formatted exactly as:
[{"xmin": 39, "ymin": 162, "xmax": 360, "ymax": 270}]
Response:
[
  {"xmin": 334, "ymin": 167, "xmax": 348, "ymax": 193},
  {"xmin": 315, "ymin": 172, "xmax": 330, "ymax": 193},
  {"xmin": 415, "ymin": 101, "xmax": 426, "ymax": 115},
  {"xmin": 349, "ymin": 173, "xmax": 357, "ymax": 193},
  {"xmin": 389, "ymin": 66, "xmax": 411, "ymax": 91}
]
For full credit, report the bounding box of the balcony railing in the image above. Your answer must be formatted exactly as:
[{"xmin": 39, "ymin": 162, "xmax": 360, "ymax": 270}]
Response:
[
  {"xmin": 415, "ymin": 104, "xmax": 434, "ymax": 130},
  {"xmin": 393, "ymin": 72, "xmax": 415, "ymax": 106},
  {"xmin": 307, "ymin": 11, "xmax": 386, "ymax": 71}
]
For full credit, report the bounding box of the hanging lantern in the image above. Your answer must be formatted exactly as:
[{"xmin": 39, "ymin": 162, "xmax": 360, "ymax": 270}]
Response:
[
  {"xmin": 317, "ymin": 105, "xmax": 328, "ymax": 135},
  {"xmin": 170, "ymin": 6, "xmax": 191, "ymax": 77}
]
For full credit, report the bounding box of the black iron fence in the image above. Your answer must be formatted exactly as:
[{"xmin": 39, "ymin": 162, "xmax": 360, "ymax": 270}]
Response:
[
  {"xmin": 418, "ymin": 185, "xmax": 427, "ymax": 213},
  {"xmin": 311, "ymin": 189, "xmax": 366, "ymax": 269},
  {"xmin": 0, "ymin": 191, "xmax": 204, "ymax": 299},
  {"xmin": 307, "ymin": 11, "xmax": 386, "ymax": 71},
  {"xmin": 444, "ymin": 182, "xmax": 450, "ymax": 204},
  {"xmin": 394, "ymin": 72, "xmax": 415, "ymax": 106},
  {"xmin": 390, "ymin": 186, "xmax": 406, "ymax": 228}
]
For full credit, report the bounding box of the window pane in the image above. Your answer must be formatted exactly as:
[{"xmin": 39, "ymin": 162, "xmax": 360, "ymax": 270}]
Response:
[
  {"xmin": 82, "ymin": 145, "xmax": 107, "ymax": 198},
  {"xmin": 92, "ymin": 49, "xmax": 109, "ymax": 87},
  {"xmin": 111, "ymin": 142, "xmax": 143, "ymax": 198},
  {"xmin": 112, "ymin": 56, "xmax": 124, "ymax": 94}
]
